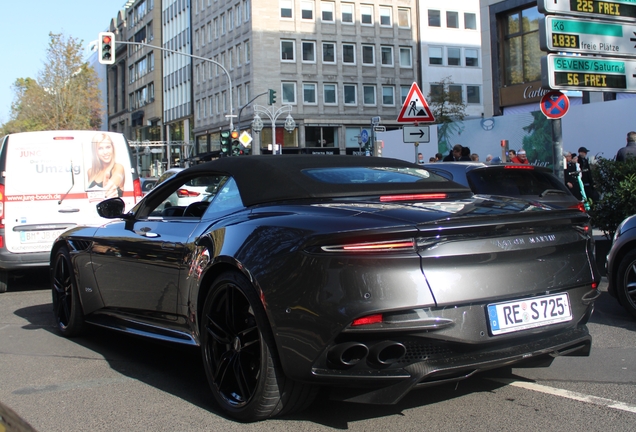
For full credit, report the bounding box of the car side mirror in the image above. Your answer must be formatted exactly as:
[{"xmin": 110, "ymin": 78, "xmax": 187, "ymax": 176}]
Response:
[{"xmin": 97, "ymin": 198, "xmax": 126, "ymax": 219}]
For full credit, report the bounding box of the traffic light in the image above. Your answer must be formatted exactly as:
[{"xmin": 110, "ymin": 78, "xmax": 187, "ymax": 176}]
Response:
[
  {"xmin": 268, "ymin": 89, "xmax": 277, "ymax": 105},
  {"xmin": 220, "ymin": 130, "xmax": 231, "ymax": 155},
  {"xmin": 98, "ymin": 32, "xmax": 115, "ymax": 65},
  {"xmin": 230, "ymin": 130, "xmax": 244, "ymax": 156}
]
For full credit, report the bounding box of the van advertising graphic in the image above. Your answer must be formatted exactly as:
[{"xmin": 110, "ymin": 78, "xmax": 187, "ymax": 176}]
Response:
[{"xmin": 2, "ymin": 131, "xmax": 137, "ymax": 255}]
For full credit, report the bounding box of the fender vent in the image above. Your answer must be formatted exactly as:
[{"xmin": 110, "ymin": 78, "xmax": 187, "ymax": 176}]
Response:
[{"xmin": 69, "ymin": 240, "xmax": 93, "ymax": 252}]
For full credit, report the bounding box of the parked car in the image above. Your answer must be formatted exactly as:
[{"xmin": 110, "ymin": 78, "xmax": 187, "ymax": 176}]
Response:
[
  {"xmin": 139, "ymin": 177, "xmax": 158, "ymax": 195},
  {"xmin": 606, "ymin": 214, "xmax": 636, "ymax": 318},
  {"xmin": 50, "ymin": 155, "xmax": 600, "ymax": 422},
  {"xmin": 422, "ymin": 162, "xmax": 586, "ymax": 211},
  {"xmin": 155, "ymin": 167, "xmax": 220, "ymax": 207}
]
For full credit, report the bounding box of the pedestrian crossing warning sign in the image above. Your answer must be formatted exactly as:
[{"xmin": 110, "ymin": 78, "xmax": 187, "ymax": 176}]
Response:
[{"xmin": 396, "ymin": 82, "xmax": 435, "ymax": 123}]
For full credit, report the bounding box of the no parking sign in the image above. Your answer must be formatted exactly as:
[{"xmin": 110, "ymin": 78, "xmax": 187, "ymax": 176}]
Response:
[{"xmin": 540, "ymin": 91, "xmax": 570, "ymax": 119}]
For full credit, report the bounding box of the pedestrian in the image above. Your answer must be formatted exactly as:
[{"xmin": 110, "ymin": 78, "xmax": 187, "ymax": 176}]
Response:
[
  {"xmin": 485, "ymin": 154, "xmax": 493, "ymax": 164},
  {"xmin": 512, "ymin": 149, "xmax": 529, "ymax": 164},
  {"xmin": 616, "ymin": 131, "xmax": 636, "ymax": 161},
  {"xmin": 417, "ymin": 153, "xmax": 424, "ymax": 164},
  {"xmin": 435, "ymin": 152, "xmax": 443, "ymax": 162},
  {"xmin": 564, "ymin": 152, "xmax": 583, "ymax": 201},
  {"xmin": 577, "ymin": 146, "xmax": 598, "ymax": 201},
  {"xmin": 459, "ymin": 146, "xmax": 472, "ymax": 161},
  {"xmin": 429, "ymin": 156, "xmax": 437, "ymax": 162},
  {"xmin": 471, "ymin": 153, "xmax": 479, "ymax": 161},
  {"xmin": 443, "ymin": 144, "xmax": 462, "ymax": 161},
  {"xmin": 507, "ymin": 149, "xmax": 517, "ymax": 162}
]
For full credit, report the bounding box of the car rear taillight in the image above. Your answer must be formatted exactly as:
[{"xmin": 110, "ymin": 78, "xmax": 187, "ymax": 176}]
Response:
[
  {"xmin": 321, "ymin": 239, "xmax": 415, "ymax": 253},
  {"xmin": 504, "ymin": 165, "xmax": 534, "ymax": 170},
  {"xmin": 380, "ymin": 193, "xmax": 447, "ymax": 202},
  {"xmin": 570, "ymin": 202, "xmax": 587, "ymax": 212},
  {"xmin": 352, "ymin": 314, "xmax": 383, "ymax": 326},
  {"xmin": 0, "ymin": 184, "xmax": 4, "ymax": 247},
  {"xmin": 177, "ymin": 189, "xmax": 200, "ymax": 198},
  {"xmin": 133, "ymin": 178, "xmax": 143, "ymax": 203}
]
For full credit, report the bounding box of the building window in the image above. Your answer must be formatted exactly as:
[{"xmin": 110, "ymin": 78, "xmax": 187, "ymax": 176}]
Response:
[
  {"xmin": 301, "ymin": 1, "xmax": 314, "ymax": 20},
  {"xmin": 342, "ymin": 44, "xmax": 355, "ymax": 64},
  {"xmin": 397, "ymin": 8, "xmax": 410, "ymax": 28},
  {"xmin": 321, "ymin": 1, "xmax": 334, "ymax": 22},
  {"xmin": 228, "ymin": 48, "xmax": 234, "ymax": 70},
  {"xmin": 281, "ymin": 40, "xmax": 295, "ymax": 61},
  {"xmin": 303, "ymin": 83, "xmax": 317, "ymax": 104},
  {"xmin": 302, "ymin": 41, "xmax": 316, "ymax": 63},
  {"xmin": 428, "ymin": 9, "xmax": 440, "ymax": 27},
  {"xmin": 381, "ymin": 46, "xmax": 393, "ymax": 66},
  {"xmin": 430, "ymin": 84, "xmax": 443, "ymax": 99},
  {"xmin": 449, "ymin": 85, "xmax": 463, "ymax": 104},
  {"xmin": 465, "ymin": 48, "xmax": 479, "ymax": 67},
  {"xmin": 228, "ymin": 9, "xmax": 234, "ymax": 31},
  {"xmin": 236, "ymin": 44, "xmax": 242, "ymax": 66},
  {"xmin": 448, "ymin": 47, "xmax": 461, "ymax": 66},
  {"xmin": 400, "ymin": 85, "xmax": 409, "ymax": 104},
  {"xmin": 245, "ymin": 40, "xmax": 251, "ymax": 63},
  {"xmin": 363, "ymin": 85, "xmax": 376, "ymax": 105},
  {"xmin": 362, "ymin": 45, "xmax": 374, "ymax": 65},
  {"xmin": 344, "ymin": 84, "xmax": 357, "ymax": 105},
  {"xmin": 341, "ymin": 3, "xmax": 354, "ymax": 24},
  {"xmin": 280, "ymin": 0, "xmax": 292, "ymax": 18},
  {"xmin": 323, "ymin": 83, "xmax": 337, "ymax": 104},
  {"xmin": 467, "ymin": 85, "xmax": 481, "ymax": 104},
  {"xmin": 361, "ymin": 5, "xmax": 373, "ymax": 25},
  {"xmin": 400, "ymin": 47, "xmax": 412, "ymax": 67},
  {"xmin": 379, "ymin": 7, "xmax": 391, "ymax": 26},
  {"xmin": 465, "ymin": 12, "xmax": 477, "ymax": 30},
  {"xmin": 429, "ymin": 47, "xmax": 442, "ymax": 65},
  {"xmin": 502, "ymin": 6, "xmax": 541, "ymax": 85},
  {"xmin": 282, "ymin": 82, "xmax": 297, "ymax": 104},
  {"xmin": 447, "ymin": 11, "xmax": 459, "ymax": 28},
  {"xmin": 382, "ymin": 86, "xmax": 394, "ymax": 105},
  {"xmin": 322, "ymin": 42, "xmax": 336, "ymax": 63}
]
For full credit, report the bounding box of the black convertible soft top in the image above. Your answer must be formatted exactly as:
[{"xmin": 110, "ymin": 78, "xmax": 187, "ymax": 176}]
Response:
[{"xmin": 184, "ymin": 155, "xmax": 470, "ymax": 207}]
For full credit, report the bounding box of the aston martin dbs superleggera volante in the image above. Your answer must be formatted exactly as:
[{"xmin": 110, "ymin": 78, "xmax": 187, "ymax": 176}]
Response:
[{"xmin": 50, "ymin": 155, "xmax": 601, "ymax": 422}]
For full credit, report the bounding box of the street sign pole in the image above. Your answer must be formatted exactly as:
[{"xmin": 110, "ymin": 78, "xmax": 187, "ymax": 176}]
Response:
[{"xmin": 552, "ymin": 119, "xmax": 564, "ymax": 181}]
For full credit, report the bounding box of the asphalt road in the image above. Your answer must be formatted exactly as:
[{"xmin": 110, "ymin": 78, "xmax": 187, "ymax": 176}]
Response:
[{"xmin": 1, "ymin": 270, "xmax": 635, "ymax": 431}]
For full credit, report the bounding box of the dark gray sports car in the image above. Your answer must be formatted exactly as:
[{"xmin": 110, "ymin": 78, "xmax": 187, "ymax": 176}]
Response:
[{"xmin": 50, "ymin": 155, "xmax": 601, "ymax": 422}]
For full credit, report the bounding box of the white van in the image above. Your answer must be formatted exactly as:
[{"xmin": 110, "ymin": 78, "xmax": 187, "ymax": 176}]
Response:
[{"xmin": 0, "ymin": 130, "xmax": 142, "ymax": 292}]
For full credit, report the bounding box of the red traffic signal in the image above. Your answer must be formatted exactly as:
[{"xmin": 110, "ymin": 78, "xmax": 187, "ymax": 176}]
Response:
[{"xmin": 98, "ymin": 32, "xmax": 116, "ymax": 65}]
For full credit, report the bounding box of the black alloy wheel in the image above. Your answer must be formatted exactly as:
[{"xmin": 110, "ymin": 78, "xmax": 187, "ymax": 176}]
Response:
[
  {"xmin": 51, "ymin": 247, "xmax": 85, "ymax": 337},
  {"xmin": 201, "ymin": 271, "xmax": 315, "ymax": 422},
  {"xmin": 617, "ymin": 250, "xmax": 636, "ymax": 319}
]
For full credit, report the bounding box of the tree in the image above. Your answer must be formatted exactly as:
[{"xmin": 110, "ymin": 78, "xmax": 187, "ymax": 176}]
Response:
[
  {"xmin": 1, "ymin": 32, "xmax": 102, "ymax": 135},
  {"xmin": 426, "ymin": 76, "xmax": 467, "ymax": 155}
]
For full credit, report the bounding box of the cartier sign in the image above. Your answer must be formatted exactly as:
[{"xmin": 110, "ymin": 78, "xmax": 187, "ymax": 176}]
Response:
[{"xmin": 499, "ymin": 80, "xmax": 550, "ymax": 107}]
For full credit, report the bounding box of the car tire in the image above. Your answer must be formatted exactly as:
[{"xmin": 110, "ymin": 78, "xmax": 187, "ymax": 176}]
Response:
[
  {"xmin": 51, "ymin": 247, "xmax": 86, "ymax": 337},
  {"xmin": 616, "ymin": 249, "xmax": 636, "ymax": 319},
  {"xmin": 201, "ymin": 271, "xmax": 316, "ymax": 422},
  {"xmin": 0, "ymin": 271, "xmax": 7, "ymax": 293}
]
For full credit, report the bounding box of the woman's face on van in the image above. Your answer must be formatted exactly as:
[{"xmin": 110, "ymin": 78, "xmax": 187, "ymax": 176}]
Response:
[{"xmin": 97, "ymin": 141, "xmax": 114, "ymax": 164}]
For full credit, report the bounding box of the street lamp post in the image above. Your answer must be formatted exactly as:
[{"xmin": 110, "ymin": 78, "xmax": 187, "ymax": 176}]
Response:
[{"xmin": 253, "ymin": 104, "xmax": 294, "ymax": 155}]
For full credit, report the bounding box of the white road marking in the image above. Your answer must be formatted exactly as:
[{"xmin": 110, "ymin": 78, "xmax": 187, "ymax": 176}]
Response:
[{"xmin": 489, "ymin": 378, "xmax": 636, "ymax": 414}]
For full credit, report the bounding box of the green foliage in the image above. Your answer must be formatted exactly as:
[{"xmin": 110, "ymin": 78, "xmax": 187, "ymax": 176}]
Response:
[
  {"xmin": 588, "ymin": 157, "xmax": 636, "ymax": 239},
  {"xmin": 426, "ymin": 76, "xmax": 467, "ymax": 155},
  {"xmin": 1, "ymin": 32, "xmax": 102, "ymax": 135}
]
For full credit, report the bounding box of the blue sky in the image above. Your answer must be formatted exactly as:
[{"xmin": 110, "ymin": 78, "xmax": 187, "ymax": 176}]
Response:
[{"xmin": 0, "ymin": 0, "xmax": 126, "ymax": 124}]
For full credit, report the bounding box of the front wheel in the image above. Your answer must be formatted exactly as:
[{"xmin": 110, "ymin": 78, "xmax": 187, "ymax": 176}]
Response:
[
  {"xmin": 616, "ymin": 250, "xmax": 636, "ymax": 319},
  {"xmin": 200, "ymin": 271, "xmax": 315, "ymax": 422},
  {"xmin": 51, "ymin": 247, "xmax": 85, "ymax": 337}
]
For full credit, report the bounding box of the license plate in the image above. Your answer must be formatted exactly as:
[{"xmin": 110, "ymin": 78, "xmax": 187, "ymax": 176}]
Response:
[
  {"xmin": 20, "ymin": 229, "xmax": 65, "ymax": 244},
  {"xmin": 487, "ymin": 293, "xmax": 572, "ymax": 335}
]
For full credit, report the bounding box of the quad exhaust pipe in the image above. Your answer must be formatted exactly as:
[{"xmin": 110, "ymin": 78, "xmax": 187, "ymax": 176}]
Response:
[{"xmin": 327, "ymin": 341, "xmax": 406, "ymax": 368}]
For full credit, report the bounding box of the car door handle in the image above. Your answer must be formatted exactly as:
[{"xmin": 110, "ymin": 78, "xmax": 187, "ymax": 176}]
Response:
[{"xmin": 136, "ymin": 227, "xmax": 160, "ymax": 238}]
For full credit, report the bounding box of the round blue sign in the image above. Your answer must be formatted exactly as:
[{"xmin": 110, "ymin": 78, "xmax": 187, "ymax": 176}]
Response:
[{"xmin": 360, "ymin": 129, "xmax": 369, "ymax": 144}]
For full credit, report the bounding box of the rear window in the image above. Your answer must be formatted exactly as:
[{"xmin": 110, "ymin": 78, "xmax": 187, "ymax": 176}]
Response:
[
  {"xmin": 302, "ymin": 167, "xmax": 447, "ymax": 184},
  {"xmin": 467, "ymin": 168, "xmax": 569, "ymax": 196}
]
